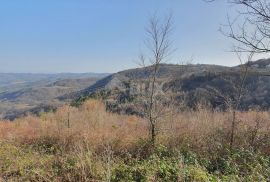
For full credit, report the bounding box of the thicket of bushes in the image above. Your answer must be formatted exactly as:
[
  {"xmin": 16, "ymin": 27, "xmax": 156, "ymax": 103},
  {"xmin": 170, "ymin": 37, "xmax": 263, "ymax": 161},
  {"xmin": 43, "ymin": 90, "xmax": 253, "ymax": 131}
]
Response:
[{"xmin": 0, "ymin": 100, "xmax": 270, "ymax": 181}]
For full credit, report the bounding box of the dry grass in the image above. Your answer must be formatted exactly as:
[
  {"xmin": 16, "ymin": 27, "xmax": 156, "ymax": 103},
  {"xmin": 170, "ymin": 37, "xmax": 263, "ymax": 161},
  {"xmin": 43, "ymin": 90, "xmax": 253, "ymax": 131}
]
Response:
[
  {"xmin": 0, "ymin": 100, "xmax": 147, "ymax": 151},
  {"xmin": 1, "ymin": 99, "xmax": 270, "ymax": 154},
  {"xmin": 161, "ymin": 109, "xmax": 270, "ymax": 154},
  {"xmin": 1, "ymin": 99, "xmax": 270, "ymax": 181}
]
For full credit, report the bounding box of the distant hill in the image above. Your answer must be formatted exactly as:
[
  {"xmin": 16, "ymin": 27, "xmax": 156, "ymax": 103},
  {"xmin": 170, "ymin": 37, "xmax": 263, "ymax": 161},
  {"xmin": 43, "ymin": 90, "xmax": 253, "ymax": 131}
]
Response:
[
  {"xmin": 247, "ymin": 58, "xmax": 270, "ymax": 69},
  {"xmin": 0, "ymin": 73, "xmax": 108, "ymax": 92},
  {"xmin": 0, "ymin": 78, "xmax": 99, "ymax": 103},
  {"xmin": 64, "ymin": 59, "xmax": 270, "ymax": 115},
  {"xmin": 3, "ymin": 59, "xmax": 270, "ymax": 120},
  {"xmin": 60, "ymin": 64, "xmax": 229, "ymax": 99},
  {"xmin": 0, "ymin": 73, "xmax": 109, "ymax": 120}
]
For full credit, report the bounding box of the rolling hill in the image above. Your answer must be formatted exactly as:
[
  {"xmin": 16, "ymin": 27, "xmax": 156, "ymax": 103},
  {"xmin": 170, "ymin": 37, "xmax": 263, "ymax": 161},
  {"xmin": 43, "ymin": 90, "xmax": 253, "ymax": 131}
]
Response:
[
  {"xmin": 65, "ymin": 59, "xmax": 270, "ymax": 115},
  {"xmin": 2, "ymin": 59, "xmax": 270, "ymax": 120},
  {"xmin": 0, "ymin": 73, "xmax": 108, "ymax": 120}
]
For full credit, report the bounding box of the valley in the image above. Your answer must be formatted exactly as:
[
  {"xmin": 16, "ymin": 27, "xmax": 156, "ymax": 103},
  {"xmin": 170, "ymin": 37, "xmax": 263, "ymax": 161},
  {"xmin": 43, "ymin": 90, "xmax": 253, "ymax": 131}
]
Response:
[{"xmin": 0, "ymin": 73, "xmax": 108, "ymax": 120}]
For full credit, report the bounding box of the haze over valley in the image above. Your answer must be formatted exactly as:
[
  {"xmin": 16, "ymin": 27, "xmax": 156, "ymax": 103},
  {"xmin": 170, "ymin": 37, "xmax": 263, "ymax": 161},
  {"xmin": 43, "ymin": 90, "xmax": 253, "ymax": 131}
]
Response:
[{"xmin": 0, "ymin": 73, "xmax": 108, "ymax": 119}]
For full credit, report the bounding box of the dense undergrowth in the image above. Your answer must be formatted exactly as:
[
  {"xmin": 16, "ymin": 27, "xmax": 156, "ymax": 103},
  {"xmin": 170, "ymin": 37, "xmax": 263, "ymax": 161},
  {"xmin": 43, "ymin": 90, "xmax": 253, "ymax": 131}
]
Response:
[{"xmin": 0, "ymin": 100, "xmax": 270, "ymax": 181}]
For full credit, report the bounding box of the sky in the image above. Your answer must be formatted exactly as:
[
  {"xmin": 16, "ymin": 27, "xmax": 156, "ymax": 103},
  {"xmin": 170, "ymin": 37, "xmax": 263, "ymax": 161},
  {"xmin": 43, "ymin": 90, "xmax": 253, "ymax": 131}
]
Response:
[{"xmin": 0, "ymin": 0, "xmax": 259, "ymax": 73}]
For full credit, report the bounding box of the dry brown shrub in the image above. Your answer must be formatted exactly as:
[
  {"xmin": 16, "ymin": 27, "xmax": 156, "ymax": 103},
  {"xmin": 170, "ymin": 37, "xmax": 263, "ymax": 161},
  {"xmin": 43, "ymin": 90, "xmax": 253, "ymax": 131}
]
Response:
[
  {"xmin": 0, "ymin": 100, "xmax": 270, "ymax": 155},
  {"xmin": 0, "ymin": 100, "xmax": 147, "ymax": 153}
]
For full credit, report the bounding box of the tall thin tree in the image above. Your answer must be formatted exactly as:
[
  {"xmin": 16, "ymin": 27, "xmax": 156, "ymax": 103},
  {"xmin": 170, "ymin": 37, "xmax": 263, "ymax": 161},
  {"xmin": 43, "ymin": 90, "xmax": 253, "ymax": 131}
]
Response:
[{"xmin": 140, "ymin": 14, "xmax": 173, "ymax": 145}]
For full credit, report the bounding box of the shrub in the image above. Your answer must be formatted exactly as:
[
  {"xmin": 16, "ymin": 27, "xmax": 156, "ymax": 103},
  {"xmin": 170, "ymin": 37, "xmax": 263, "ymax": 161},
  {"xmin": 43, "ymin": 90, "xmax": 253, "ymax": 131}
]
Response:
[{"xmin": 0, "ymin": 100, "xmax": 270, "ymax": 181}]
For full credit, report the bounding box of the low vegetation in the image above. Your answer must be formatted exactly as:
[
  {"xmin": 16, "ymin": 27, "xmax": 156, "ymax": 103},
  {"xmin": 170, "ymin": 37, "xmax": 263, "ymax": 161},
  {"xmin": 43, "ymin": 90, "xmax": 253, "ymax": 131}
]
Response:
[{"xmin": 0, "ymin": 99, "xmax": 270, "ymax": 181}]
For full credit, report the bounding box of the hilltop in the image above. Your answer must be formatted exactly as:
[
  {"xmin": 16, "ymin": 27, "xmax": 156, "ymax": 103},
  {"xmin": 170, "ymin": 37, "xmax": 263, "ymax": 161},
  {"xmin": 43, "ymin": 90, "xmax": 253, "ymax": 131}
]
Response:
[
  {"xmin": 65, "ymin": 59, "xmax": 270, "ymax": 114},
  {"xmin": 1, "ymin": 59, "xmax": 270, "ymax": 120}
]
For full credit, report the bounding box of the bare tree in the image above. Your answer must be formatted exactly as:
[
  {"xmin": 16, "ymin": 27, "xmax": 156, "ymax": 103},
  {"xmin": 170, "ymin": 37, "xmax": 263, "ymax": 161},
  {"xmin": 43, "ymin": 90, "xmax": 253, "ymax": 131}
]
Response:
[
  {"xmin": 205, "ymin": 50, "xmax": 254, "ymax": 148},
  {"xmin": 222, "ymin": 0, "xmax": 270, "ymax": 54},
  {"xmin": 206, "ymin": 0, "xmax": 269, "ymax": 148},
  {"xmin": 205, "ymin": 0, "xmax": 270, "ymax": 55},
  {"xmin": 229, "ymin": 51, "xmax": 254, "ymax": 149},
  {"xmin": 218, "ymin": 0, "xmax": 270, "ymax": 147},
  {"xmin": 139, "ymin": 14, "xmax": 173, "ymax": 145}
]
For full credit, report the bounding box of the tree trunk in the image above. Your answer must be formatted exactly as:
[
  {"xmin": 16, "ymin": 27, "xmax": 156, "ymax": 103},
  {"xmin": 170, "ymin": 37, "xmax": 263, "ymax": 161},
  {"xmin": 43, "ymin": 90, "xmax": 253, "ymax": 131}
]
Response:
[
  {"xmin": 151, "ymin": 122, "xmax": 156, "ymax": 146},
  {"xmin": 230, "ymin": 110, "xmax": 236, "ymax": 149}
]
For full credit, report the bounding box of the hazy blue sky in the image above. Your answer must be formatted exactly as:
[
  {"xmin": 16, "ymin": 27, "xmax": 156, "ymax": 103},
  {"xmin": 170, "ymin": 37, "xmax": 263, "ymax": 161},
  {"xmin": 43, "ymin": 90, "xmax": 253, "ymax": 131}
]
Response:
[{"xmin": 0, "ymin": 0, "xmax": 255, "ymax": 73}]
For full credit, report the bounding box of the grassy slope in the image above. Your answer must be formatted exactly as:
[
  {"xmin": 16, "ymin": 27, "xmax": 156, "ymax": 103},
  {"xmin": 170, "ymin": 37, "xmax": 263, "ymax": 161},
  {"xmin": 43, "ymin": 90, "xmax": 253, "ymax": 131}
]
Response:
[{"xmin": 0, "ymin": 100, "xmax": 270, "ymax": 181}]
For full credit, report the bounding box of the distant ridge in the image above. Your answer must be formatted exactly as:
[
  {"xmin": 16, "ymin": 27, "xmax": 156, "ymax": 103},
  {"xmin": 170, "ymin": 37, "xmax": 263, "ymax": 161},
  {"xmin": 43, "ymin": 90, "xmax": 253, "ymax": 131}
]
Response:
[
  {"xmin": 0, "ymin": 73, "xmax": 109, "ymax": 120},
  {"xmin": 2, "ymin": 59, "xmax": 270, "ymax": 120},
  {"xmin": 65, "ymin": 60, "xmax": 270, "ymax": 114}
]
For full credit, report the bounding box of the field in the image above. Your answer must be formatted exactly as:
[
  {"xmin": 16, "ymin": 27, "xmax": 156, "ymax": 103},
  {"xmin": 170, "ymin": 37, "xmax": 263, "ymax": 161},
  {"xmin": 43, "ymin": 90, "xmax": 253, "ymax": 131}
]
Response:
[{"xmin": 0, "ymin": 100, "xmax": 270, "ymax": 181}]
